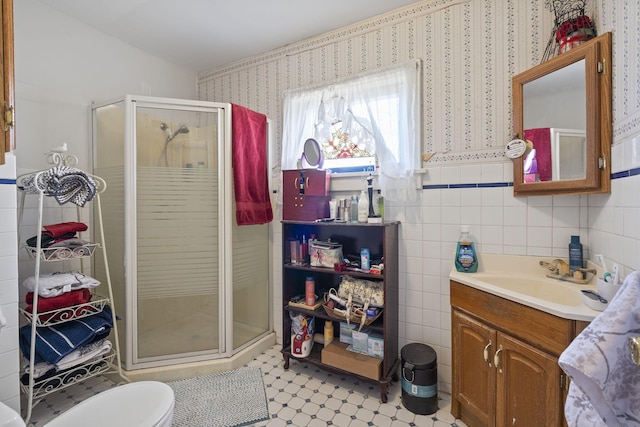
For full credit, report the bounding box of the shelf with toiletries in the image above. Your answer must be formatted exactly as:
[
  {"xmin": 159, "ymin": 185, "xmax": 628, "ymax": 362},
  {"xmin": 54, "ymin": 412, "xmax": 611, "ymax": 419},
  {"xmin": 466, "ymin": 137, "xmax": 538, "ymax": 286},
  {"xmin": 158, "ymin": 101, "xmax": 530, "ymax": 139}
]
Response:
[
  {"xmin": 280, "ymin": 220, "xmax": 399, "ymax": 403},
  {"xmin": 16, "ymin": 150, "xmax": 128, "ymax": 425}
]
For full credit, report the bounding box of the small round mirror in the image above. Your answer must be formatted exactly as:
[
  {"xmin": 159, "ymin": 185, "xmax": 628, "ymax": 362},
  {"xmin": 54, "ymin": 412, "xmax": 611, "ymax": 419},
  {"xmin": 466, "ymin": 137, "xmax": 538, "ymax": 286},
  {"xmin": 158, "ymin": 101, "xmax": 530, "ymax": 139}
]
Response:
[{"xmin": 301, "ymin": 138, "xmax": 323, "ymax": 169}]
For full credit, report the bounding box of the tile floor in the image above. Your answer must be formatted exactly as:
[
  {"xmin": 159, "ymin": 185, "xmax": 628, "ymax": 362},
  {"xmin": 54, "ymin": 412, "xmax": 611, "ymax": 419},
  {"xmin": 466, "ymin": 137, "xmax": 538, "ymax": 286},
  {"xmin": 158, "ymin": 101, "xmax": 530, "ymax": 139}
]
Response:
[{"xmin": 27, "ymin": 345, "xmax": 468, "ymax": 427}]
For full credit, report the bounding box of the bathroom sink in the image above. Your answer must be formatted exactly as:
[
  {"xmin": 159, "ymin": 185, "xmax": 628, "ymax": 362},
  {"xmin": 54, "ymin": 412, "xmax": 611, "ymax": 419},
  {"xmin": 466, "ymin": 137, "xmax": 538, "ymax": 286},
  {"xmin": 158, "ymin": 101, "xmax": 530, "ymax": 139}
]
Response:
[
  {"xmin": 449, "ymin": 253, "xmax": 603, "ymax": 321},
  {"xmin": 469, "ymin": 274, "xmax": 583, "ymax": 305}
]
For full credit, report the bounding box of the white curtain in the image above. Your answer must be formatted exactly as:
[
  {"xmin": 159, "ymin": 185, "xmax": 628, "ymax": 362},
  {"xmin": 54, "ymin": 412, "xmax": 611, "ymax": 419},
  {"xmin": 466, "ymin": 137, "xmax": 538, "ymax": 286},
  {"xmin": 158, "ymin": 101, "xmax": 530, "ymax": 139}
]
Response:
[{"xmin": 281, "ymin": 61, "xmax": 420, "ymax": 202}]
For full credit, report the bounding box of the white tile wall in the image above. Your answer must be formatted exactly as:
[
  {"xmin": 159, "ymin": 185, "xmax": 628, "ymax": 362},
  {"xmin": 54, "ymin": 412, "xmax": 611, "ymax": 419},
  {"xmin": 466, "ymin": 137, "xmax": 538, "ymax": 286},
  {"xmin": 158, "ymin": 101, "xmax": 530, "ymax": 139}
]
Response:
[{"xmin": 0, "ymin": 154, "xmax": 19, "ymax": 412}]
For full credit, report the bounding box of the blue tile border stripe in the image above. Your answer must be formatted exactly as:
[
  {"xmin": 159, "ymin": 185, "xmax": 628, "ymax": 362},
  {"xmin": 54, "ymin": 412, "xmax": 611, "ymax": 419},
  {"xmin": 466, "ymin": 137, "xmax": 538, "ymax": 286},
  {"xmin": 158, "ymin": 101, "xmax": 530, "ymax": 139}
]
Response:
[
  {"xmin": 0, "ymin": 178, "xmax": 16, "ymax": 185},
  {"xmin": 423, "ymin": 181, "xmax": 512, "ymax": 190},
  {"xmin": 611, "ymin": 167, "xmax": 640, "ymax": 179},
  {"xmin": 423, "ymin": 169, "xmax": 640, "ymax": 190}
]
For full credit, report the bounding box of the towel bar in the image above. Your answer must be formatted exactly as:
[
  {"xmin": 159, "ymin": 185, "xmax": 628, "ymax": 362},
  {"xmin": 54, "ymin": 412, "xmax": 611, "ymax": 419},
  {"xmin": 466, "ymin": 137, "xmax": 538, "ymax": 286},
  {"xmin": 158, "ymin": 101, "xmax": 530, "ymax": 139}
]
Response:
[{"xmin": 630, "ymin": 337, "xmax": 640, "ymax": 366}]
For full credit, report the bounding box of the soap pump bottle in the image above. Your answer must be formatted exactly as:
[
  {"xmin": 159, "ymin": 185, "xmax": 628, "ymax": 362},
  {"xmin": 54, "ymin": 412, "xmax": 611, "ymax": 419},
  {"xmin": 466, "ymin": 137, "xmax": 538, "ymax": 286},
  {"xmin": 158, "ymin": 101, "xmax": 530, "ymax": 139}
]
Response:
[
  {"xmin": 569, "ymin": 235, "xmax": 583, "ymax": 273},
  {"xmin": 455, "ymin": 225, "xmax": 478, "ymax": 273}
]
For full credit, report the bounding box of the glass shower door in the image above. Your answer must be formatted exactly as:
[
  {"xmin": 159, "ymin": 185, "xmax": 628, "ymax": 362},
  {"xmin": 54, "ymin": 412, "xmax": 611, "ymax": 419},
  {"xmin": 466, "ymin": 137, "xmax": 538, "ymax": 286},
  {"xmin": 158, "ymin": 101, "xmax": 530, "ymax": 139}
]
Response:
[{"xmin": 134, "ymin": 104, "xmax": 222, "ymax": 362}]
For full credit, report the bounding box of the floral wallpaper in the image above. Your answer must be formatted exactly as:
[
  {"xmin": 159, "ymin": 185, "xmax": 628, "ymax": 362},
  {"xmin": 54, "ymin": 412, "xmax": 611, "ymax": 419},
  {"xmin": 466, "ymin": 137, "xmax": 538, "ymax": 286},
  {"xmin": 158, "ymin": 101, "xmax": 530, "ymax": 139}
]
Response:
[{"xmin": 197, "ymin": 0, "xmax": 639, "ymax": 168}]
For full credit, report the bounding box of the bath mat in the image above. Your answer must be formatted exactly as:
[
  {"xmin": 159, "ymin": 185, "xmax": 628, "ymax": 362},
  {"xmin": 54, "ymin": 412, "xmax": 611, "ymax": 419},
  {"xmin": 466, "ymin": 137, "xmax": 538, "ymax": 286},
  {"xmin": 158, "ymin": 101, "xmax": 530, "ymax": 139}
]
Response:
[{"xmin": 167, "ymin": 366, "xmax": 269, "ymax": 427}]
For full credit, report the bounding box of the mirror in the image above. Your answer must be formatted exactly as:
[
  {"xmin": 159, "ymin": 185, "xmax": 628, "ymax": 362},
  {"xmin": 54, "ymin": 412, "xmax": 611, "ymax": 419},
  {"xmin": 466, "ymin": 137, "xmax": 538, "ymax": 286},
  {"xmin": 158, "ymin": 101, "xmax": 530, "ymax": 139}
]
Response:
[
  {"xmin": 512, "ymin": 32, "xmax": 611, "ymax": 196},
  {"xmin": 299, "ymin": 138, "xmax": 324, "ymax": 169}
]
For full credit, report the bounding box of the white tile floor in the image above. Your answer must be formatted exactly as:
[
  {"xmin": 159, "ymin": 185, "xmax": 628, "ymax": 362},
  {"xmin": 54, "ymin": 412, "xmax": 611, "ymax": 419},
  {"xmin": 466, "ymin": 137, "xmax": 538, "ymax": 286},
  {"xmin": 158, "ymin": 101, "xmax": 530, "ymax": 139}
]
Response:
[{"xmin": 27, "ymin": 345, "xmax": 468, "ymax": 427}]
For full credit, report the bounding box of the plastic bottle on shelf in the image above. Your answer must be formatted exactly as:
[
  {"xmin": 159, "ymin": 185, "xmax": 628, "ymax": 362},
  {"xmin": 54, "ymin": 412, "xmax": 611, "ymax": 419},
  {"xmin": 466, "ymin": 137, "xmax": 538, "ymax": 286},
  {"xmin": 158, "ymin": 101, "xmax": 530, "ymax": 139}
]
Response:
[
  {"xmin": 358, "ymin": 190, "xmax": 369, "ymax": 223},
  {"xmin": 350, "ymin": 195, "xmax": 358, "ymax": 223},
  {"xmin": 455, "ymin": 225, "xmax": 478, "ymax": 273},
  {"xmin": 324, "ymin": 320, "xmax": 334, "ymax": 345},
  {"xmin": 361, "ymin": 248, "xmax": 370, "ymax": 272},
  {"xmin": 305, "ymin": 277, "xmax": 316, "ymax": 306}
]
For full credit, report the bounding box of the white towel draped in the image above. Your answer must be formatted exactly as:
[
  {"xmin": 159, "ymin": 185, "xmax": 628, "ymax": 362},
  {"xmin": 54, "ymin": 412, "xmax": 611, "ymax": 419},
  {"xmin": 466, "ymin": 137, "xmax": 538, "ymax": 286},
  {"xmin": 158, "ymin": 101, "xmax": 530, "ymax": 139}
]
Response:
[{"xmin": 559, "ymin": 271, "xmax": 640, "ymax": 427}]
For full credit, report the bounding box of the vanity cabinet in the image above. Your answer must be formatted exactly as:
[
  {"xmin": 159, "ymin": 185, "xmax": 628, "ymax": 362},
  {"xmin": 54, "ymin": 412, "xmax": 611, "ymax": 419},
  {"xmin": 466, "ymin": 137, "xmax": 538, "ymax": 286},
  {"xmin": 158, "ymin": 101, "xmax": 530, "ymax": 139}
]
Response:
[
  {"xmin": 451, "ymin": 280, "xmax": 587, "ymax": 427},
  {"xmin": 281, "ymin": 220, "xmax": 399, "ymax": 402}
]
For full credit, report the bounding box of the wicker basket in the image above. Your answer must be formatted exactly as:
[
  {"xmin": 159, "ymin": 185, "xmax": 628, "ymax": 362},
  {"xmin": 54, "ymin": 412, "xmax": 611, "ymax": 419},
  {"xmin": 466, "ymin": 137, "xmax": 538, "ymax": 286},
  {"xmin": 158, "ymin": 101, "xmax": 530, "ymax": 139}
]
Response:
[{"xmin": 322, "ymin": 304, "xmax": 382, "ymax": 325}]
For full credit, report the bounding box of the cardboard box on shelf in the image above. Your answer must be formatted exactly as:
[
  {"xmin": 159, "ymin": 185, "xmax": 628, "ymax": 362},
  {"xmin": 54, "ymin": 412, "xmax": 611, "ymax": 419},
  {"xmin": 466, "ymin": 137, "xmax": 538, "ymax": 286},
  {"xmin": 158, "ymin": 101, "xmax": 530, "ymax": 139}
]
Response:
[{"xmin": 321, "ymin": 341, "xmax": 382, "ymax": 380}]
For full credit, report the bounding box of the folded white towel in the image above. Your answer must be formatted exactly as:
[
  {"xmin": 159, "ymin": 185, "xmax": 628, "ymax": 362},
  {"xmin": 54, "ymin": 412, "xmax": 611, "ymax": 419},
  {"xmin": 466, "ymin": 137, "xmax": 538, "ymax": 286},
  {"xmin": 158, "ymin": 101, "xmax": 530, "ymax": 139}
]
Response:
[
  {"xmin": 22, "ymin": 272, "xmax": 100, "ymax": 298},
  {"xmin": 559, "ymin": 271, "xmax": 640, "ymax": 427}
]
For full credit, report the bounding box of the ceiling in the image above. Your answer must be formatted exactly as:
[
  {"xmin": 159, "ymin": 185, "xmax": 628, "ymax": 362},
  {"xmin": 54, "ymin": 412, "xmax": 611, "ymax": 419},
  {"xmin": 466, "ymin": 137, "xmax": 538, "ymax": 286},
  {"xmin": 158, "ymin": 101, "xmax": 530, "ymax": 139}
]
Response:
[{"xmin": 38, "ymin": 0, "xmax": 422, "ymax": 73}]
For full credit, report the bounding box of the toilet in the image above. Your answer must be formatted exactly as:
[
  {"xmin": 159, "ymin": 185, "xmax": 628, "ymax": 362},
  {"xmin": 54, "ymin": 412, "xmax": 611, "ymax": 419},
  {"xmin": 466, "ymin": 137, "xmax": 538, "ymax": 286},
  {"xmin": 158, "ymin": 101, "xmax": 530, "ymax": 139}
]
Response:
[{"xmin": 0, "ymin": 381, "xmax": 174, "ymax": 427}]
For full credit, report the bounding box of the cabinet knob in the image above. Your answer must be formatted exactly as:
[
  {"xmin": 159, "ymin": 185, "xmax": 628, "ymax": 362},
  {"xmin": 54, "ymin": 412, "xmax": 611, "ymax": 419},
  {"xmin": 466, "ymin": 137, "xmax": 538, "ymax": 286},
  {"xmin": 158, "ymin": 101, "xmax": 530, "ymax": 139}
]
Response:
[
  {"xmin": 483, "ymin": 340, "xmax": 493, "ymax": 367},
  {"xmin": 494, "ymin": 344, "xmax": 503, "ymax": 373}
]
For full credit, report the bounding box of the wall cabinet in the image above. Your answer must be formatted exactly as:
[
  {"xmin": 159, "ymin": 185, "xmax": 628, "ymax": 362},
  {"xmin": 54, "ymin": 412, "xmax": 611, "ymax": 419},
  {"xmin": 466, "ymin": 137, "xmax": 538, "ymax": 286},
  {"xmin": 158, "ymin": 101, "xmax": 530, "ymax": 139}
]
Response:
[
  {"xmin": 451, "ymin": 280, "xmax": 588, "ymax": 427},
  {"xmin": 281, "ymin": 220, "xmax": 399, "ymax": 402}
]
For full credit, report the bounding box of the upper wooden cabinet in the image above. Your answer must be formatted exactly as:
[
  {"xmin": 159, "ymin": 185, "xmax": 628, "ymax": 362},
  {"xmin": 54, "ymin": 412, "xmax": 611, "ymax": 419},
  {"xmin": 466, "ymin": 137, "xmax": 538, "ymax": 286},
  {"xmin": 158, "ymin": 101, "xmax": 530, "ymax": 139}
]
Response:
[
  {"xmin": 0, "ymin": 0, "xmax": 14, "ymax": 166},
  {"xmin": 512, "ymin": 32, "xmax": 612, "ymax": 196}
]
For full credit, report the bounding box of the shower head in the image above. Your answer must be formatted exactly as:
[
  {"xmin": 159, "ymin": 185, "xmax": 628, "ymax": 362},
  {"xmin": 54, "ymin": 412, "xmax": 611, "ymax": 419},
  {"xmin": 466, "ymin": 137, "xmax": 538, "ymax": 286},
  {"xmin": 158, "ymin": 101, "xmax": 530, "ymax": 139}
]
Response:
[
  {"xmin": 174, "ymin": 125, "xmax": 189, "ymax": 136},
  {"xmin": 161, "ymin": 123, "xmax": 189, "ymax": 143}
]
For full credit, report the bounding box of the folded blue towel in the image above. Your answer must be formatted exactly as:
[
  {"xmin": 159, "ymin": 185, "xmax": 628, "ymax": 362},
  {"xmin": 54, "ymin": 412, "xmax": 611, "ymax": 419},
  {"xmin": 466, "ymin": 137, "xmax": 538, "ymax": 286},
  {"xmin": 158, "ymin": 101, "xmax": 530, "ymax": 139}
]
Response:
[{"xmin": 19, "ymin": 306, "xmax": 113, "ymax": 364}]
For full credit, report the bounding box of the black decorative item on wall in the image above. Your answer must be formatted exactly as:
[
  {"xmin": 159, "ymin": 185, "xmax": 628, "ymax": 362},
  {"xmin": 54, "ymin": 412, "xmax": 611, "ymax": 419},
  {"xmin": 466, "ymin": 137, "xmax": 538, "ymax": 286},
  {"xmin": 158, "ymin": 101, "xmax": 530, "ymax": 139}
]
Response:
[{"xmin": 542, "ymin": 0, "xmax": 597, "ymax": 63}]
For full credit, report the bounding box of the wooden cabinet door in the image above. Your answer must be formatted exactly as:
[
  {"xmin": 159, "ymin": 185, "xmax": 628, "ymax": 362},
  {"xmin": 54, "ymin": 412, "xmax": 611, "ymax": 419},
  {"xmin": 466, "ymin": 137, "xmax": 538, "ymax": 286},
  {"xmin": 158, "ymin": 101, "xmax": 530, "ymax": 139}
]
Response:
[
  {"xmin": 0, "ymin": 0, "xmax": 14, "ymax": 165},
  {"xmin": 495, "ymin": 332, "xmax": 562, "ymax": 427},
  {"xmin": 452, "ymin": 309, "xmax": 497, "ymax": 427}
]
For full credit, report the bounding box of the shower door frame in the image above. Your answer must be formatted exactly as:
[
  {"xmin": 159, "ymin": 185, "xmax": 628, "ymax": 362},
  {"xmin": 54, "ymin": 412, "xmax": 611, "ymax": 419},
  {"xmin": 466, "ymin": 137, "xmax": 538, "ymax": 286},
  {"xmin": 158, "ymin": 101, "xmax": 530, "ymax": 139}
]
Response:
[
  {"xmin": 127, "ymin": 96, "xmax": 234, "ymax": 368},
  {"xmin": 91, "ymin": 95, "xmax": 239, "ymax": 369}
]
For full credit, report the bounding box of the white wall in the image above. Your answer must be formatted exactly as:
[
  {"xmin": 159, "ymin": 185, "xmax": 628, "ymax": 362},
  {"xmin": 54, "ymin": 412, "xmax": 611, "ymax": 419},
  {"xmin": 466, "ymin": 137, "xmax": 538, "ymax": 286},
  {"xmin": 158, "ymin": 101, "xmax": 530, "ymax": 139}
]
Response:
[
  {"xmin": 0, "ymin": 0, "xmax": 199, "ymax": 413},
  {"xmin": 197, "ymin": 0, "xmax": 640, "ymax": 394},
  {"xmin": 14, "ymin": 0, "xmax": 197, "ymax": 172},
  {"xmin": 0, "ymin": 155, "xmax": 19, "ymax": 412}
]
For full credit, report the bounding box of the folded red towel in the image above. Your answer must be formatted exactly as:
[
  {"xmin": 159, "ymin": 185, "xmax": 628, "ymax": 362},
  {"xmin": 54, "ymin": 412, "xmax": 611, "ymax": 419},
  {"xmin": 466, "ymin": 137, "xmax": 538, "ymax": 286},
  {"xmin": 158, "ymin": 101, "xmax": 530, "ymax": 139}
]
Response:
[
  {"xmin": 25, "ymin": 289, "xmax": 92, "ymax": 312},
  {"xmin": 231, "ymin": 104, "xmax": 273, "ymax": 226},
  {"xmin": 43, "ymin": 222, "xmax": 88, "ymax": 238},
  {"xmin": 25, "ymin": 289, "xmax": 95, "ymax": 322}
]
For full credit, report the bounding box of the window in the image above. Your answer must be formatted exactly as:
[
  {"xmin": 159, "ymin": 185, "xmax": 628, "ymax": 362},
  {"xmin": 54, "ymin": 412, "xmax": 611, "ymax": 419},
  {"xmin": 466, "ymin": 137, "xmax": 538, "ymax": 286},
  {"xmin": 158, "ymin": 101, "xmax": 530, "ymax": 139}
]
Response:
[{"xmin": 282, "ymin": 61, "xmax": 420, "ymax": 202}]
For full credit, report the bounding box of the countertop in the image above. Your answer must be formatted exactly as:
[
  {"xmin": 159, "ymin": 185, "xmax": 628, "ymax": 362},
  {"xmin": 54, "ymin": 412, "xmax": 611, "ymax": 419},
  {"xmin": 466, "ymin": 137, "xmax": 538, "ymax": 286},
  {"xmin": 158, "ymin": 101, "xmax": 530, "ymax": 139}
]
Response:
[{"xmin": 449, "ymin": 253, "xmax": 603, "ymax": 322}]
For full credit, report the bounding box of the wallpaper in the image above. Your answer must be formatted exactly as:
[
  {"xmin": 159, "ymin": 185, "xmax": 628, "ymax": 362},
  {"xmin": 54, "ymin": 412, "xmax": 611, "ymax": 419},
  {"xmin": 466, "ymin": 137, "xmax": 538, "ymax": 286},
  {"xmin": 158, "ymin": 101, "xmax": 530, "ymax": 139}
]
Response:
[{"xmin": 197, "ymin": 0, "xmax": 638, "ymax": 168}]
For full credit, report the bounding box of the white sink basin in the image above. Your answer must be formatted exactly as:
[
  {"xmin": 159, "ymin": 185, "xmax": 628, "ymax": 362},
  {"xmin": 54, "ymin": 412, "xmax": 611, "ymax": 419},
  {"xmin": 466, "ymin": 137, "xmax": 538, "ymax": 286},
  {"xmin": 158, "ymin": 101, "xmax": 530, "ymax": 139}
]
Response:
[
  {"xmin": 449, "ymin": 254, "xmax": 603, "ymax": 321},
  {"xmin": 469, "ymin": 274, "xmax": 583, "ymax": 306}
]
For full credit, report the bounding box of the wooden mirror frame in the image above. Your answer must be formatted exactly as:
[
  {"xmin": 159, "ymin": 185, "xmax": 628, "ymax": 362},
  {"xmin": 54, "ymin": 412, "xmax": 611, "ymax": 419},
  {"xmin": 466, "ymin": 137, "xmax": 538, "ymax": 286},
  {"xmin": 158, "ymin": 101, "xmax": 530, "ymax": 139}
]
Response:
[{"xmin": 513, "ymin": 32, "xmax": 611, "ymax": 196}]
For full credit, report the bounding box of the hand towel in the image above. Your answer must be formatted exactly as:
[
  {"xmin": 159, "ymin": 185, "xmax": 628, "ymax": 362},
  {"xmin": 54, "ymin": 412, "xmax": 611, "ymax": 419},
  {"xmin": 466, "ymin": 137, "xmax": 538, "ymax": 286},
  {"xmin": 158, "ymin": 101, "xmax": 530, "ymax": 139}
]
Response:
[
  {"xmin": 231, "ymin": 103, "xmax": 273, "ymax": 226},
  {"xmin": 523, "ymin": 128, "xmax": 552, "ymax": 182},
  {"xmin": 559, "ymin": 271, "xmax": 640, "ymax": 427},
  {"xmin": 19, "ymin": 166, "xmax": 97, "ymax": 207}
]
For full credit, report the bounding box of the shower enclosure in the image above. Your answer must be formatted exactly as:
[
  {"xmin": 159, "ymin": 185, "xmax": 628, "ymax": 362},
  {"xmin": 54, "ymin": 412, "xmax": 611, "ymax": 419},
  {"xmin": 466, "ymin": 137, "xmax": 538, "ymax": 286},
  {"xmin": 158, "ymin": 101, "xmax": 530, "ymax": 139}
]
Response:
[{"xmin": 91, "ymin": 95, "xmax": 272, "ymax": 370}]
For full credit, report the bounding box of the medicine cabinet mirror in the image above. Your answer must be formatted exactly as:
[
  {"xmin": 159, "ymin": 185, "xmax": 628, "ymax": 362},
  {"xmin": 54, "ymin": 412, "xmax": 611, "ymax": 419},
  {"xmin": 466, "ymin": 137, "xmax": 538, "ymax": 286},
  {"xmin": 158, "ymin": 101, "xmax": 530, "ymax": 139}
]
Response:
[{"xmin": 512, "ymin": 32, "xmax": 611, "ymax": 196}]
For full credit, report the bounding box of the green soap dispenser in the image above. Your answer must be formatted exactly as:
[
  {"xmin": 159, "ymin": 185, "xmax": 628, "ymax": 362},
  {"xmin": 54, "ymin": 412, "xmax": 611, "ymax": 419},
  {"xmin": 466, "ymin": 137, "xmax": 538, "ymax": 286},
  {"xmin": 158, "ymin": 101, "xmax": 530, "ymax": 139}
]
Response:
[{"xmin": 455, "ymin": 225, "xmax": 478, "ymax": 273}]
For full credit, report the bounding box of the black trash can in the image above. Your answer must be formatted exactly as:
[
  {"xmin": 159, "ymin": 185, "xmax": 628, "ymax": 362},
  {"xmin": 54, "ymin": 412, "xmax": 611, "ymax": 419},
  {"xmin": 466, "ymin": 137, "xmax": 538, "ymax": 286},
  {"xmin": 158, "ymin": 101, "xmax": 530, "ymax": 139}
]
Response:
[{"xmin": 401, "ymin": 343, "xmax": 438, "ymax": 415}]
